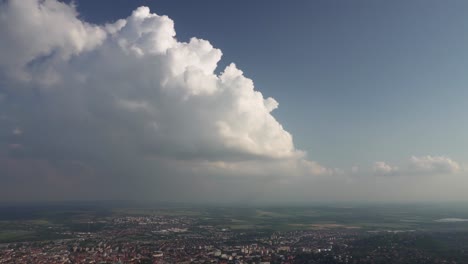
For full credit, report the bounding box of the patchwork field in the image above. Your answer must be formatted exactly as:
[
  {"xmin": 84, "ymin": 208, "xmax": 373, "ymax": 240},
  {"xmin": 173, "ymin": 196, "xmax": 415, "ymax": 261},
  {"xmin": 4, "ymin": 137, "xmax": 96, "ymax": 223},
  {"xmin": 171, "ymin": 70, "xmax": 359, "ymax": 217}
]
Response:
[{"xmin": 2, "ymin": 202, "xmax": 468, "ymax": 243}]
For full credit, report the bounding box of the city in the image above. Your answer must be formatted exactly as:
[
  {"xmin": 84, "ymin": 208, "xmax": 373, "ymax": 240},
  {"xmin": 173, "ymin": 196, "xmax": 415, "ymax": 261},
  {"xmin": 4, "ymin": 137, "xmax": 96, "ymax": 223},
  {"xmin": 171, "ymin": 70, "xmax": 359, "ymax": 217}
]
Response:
[{"xmin": 1, "ymin": 204, "xmax": 468, "ymax": 263}]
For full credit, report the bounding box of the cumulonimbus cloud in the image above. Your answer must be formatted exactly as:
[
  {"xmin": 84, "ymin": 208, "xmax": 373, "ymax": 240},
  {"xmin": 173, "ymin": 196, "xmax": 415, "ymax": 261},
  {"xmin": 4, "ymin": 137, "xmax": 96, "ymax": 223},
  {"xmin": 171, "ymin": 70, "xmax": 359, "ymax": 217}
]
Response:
[{"xmin": 0, "ymin": 0, "xmax": 331, "ymax": 183}]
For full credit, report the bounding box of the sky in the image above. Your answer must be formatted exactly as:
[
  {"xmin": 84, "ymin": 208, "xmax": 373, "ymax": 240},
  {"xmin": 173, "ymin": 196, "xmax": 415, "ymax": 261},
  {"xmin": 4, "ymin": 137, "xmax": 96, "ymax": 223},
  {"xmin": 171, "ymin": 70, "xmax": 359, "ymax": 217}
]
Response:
[{"xmin": 0, "ymin": 0, "xmax": 467, "ymax": 203}]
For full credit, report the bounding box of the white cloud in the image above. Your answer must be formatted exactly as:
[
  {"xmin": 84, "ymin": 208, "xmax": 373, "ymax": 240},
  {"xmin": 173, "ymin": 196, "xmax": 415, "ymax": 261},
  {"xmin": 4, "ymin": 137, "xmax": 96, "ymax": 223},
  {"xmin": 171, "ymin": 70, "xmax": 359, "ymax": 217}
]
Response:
[
  {"xmin": 373, "ymin": 161, "xmax": 399, "ymax": 176},
  {"xmin": 0, "ymin": 0, "xmax": 106, "ymax": 82},
  {"xmin": 409, "ymin": 155, "xmax": 461, "ymax": 174},
  {"xmin": 371, "ymin": 156, "xmax": 462, "ymax": 177},
  {"xmin": 0, "ymin": 0, "xmax": 327, "ymax": 179}
]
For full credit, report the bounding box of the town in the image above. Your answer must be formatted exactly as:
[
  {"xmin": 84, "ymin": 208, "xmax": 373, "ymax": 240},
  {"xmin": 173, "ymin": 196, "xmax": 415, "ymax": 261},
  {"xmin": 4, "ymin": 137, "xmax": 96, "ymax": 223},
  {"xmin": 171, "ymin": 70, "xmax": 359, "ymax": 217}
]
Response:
[{"xmin": 1, "ymin": 212, "xmax": 466, "ymax": 264}]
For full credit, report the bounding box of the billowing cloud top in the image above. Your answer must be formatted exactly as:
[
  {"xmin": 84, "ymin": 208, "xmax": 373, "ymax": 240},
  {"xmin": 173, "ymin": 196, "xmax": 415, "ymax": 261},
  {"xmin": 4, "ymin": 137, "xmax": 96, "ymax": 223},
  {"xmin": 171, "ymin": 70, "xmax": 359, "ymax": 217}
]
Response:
[{"xmin": 0, "ymin": 0, "xmax": 305, "ymax": 163}]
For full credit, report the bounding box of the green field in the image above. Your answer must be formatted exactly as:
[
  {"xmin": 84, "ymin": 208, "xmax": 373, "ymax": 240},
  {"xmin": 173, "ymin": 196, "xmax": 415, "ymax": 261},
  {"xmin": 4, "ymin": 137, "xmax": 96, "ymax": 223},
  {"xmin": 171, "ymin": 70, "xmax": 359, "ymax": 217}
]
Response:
[{"xmin": 2, "ymin": 202, "xmax": 468, "ymax": 242}]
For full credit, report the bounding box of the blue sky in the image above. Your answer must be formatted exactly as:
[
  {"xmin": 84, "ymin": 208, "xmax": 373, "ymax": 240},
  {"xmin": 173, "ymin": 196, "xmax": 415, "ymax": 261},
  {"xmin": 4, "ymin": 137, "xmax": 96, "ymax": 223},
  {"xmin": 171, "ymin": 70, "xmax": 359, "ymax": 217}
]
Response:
[
  {"xmin": 0, "ymin": 0, "xmax": 467, "ymax": 202},
  {"xmin": 71, "ymin": 0, "xmax": 468, "ymax": 168}
]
